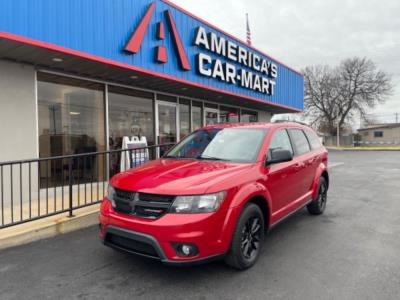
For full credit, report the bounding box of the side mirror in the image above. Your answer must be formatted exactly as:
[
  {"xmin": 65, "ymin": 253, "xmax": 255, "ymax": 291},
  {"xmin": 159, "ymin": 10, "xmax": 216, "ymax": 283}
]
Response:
[{"xmin": 266, "ymin": 149, "xmax": 293, "ymax": 166}]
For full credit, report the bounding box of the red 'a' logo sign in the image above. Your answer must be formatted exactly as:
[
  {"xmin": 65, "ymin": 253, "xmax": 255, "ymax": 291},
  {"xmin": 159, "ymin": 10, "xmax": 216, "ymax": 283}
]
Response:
[{"xmin": 124, "ymin": 2, "xmax": 191, "ymax": 71}]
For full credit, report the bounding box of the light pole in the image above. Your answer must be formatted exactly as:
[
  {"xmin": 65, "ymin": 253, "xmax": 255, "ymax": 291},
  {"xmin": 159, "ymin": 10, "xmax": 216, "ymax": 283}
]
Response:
[{"xmin": 336, "ymin": 121, "xmax": 340, "ymax": 147}]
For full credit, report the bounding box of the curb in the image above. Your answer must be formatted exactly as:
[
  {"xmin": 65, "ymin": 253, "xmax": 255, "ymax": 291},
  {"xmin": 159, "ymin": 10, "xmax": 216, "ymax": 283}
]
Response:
[
  {"xmin": 0, "ymin": 205, "xmax": 100, "ymax": 251},
  {"xmin": 327, "ymin": 147, "xmax": 400, "ymax": 151}
]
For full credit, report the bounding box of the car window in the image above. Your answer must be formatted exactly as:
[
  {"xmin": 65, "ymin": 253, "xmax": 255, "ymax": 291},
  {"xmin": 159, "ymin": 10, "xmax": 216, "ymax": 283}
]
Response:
[
  {"xmin": 304, "ymin": 130, "xmax": 322, "ymax": 150},
  {"xmin": 289, "ymin": 129, "xmax": 311, "ymax": 156},
  {"xmin": 167, "ymin": 129, "xmax": 219, "ymax": 159},
  {"xmin": 268, "ymin": 129, "xmax": 294, "ymax": 159},
  {"xmin": 166, "ymin": 128, "xmax": 267, "ymax": 163}
]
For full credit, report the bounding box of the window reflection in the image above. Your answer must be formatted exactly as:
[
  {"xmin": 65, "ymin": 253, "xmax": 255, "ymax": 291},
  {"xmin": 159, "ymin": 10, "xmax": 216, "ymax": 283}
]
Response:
[
  {"xmin": 108, "ymin": 86, "xmax": 154, "ymax": 149},
  {"xmin": 241, "ymin": 110, "xmax": 258, "ymax": 122},
  {"xmin": 219, "ymin": 106, "xmax": 239, "ymax": 123},
  {"xmin": 179, "ymin": 99, "xmax": 190, "ymax": 140},
  {"xmin": 37, "ymin": 73, "xmax": 106, "ymax": 187},
  {"xmin": 108, "ymin": 86, "xmax": 154, "ymax": 176},
  {"xmin": 192, "ymin": 101, "xmax": 203, "ymax": 130}
]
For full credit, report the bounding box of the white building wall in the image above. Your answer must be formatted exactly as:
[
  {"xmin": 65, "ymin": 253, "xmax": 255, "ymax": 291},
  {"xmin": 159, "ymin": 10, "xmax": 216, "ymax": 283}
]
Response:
[
  {"xmin": 0, "ymin": 60, "xmax": 37, "ymax": 162},
  {"xmin": 0, "ymin": 61, "xmax": 39, "ymax": 224}
]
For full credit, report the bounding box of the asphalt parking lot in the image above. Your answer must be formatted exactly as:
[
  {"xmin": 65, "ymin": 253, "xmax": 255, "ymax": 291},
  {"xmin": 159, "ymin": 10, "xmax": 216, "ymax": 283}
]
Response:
[{"xmin": 1, "ymin": 150, "xmax": 399, "ymax": 300}]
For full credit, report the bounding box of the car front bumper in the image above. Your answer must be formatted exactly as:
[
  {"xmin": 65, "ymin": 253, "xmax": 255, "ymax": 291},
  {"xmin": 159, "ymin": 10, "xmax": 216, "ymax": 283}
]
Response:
[
  {"xmin": 102, "ymin": 225, "xmax": 225, "ymax": 266},
  {"xmin": 99, "ymin": 199, "xmax": 239, "ymax": 264}
]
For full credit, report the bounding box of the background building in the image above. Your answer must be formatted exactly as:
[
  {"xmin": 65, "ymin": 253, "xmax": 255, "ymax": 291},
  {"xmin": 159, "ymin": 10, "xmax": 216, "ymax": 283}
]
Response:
[{"xmin": 357, "ymin": 124, "xmax": 400, "ymax": 146}]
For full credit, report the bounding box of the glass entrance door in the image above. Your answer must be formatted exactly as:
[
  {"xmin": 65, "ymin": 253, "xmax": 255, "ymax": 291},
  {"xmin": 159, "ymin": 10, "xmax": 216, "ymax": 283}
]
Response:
[
  {"xmin": 204, "ymin": 108, "xmax": 219, "ymax": 125},
  {"xmin": 157, "ymin": 101, "xmax": 177, "ymax": 145}
]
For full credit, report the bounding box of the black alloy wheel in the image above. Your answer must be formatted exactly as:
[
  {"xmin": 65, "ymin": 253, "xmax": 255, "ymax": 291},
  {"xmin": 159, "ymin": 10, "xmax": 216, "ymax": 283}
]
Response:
[
  {"xmin": 241, "ymin": 217, "xmax": 262, "ymax": 260},
  {"xmin": 307, "ymin": 176, "xmax": 328, "ymax": 215},
  {"xmin": 317, "ymin": 181, "xmax": 327, "ymax": 211},
  {"xmin": 225, "ymin": 203, "xmax": 265, "ymax": 270}
]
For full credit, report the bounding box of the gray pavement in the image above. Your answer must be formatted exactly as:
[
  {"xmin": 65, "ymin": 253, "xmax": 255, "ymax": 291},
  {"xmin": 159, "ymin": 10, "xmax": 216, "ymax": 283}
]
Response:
[{"xmin": 1, "ymin": 150, "xmax": 400, "ymax": 300}]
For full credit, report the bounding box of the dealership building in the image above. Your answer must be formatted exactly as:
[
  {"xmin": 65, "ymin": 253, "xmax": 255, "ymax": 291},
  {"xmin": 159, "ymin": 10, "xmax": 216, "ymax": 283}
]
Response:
[{"xmin": 0, "ymin": 0, "xmax": 303, "ymax": 164}]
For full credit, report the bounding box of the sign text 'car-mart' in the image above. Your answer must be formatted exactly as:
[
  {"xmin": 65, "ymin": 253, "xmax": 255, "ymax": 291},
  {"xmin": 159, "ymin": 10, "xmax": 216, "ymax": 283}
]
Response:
[{"xmin": 194, "ymin": 26, "xmax": 278, "ymax": 96}]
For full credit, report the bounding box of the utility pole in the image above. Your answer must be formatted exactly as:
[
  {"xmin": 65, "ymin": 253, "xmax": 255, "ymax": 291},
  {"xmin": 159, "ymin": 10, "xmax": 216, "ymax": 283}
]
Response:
[
  {"xmin": 396, "ymin": 113, "xmax": 399, "ymax": 124},
  {"xmin": 336, "ymin": 121, "xmax": 340, "ymax": 147}
]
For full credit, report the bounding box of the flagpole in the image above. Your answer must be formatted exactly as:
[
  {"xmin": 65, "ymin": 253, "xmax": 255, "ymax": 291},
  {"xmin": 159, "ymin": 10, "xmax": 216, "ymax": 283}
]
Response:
[{"xmin": 246, "ymin": 13, "xmax": 251, "ymax": 46}]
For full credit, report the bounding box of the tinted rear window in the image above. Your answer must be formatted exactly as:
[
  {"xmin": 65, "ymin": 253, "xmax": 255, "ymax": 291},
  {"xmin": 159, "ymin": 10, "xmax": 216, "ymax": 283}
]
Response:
[
  {"xmin": 304, "ymin": 130, "xmax": 322, "ymax": 150},
  {"xmin": 289, "ymin": 129, "xmax": 311, "ymax": 156}
]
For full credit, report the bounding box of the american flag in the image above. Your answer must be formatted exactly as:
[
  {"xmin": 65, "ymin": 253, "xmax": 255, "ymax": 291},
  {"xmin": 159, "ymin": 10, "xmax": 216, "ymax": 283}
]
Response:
[{"xmin": 246, "ymin": 13, "xmax": 251, "ymax": 46}]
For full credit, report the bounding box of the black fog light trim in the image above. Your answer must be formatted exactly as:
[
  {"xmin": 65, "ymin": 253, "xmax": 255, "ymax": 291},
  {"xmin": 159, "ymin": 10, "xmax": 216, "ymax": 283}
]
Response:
[{"xmin": 171, "ymin": 242, "xmax": 199, "ymax": 257}]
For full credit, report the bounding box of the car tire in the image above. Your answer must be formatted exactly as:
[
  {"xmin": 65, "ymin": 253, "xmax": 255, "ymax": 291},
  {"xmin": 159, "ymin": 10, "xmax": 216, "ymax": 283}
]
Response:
[
  {"xmin": 307, "ymin": 177, "xmax": 328, "ymax": 215},
  {"xmin": 224, "ymin": 203, "xmax": 265, "ymax": 270}
]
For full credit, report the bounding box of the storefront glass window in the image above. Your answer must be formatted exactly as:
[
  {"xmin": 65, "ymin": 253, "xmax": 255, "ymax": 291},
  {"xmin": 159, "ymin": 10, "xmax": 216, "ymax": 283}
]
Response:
[
  {"xmin": 205, "ymin": 108, "xmax": 219, "ymax": 125},
  {"xmin": 157, "ymin": 94, "xmax": 177, "ymax": 103},
  {"xmin": 192, "ymin": 101, "xmax": 203, "ymax": 130},
  {"xmin": 108, "ymin": 86, "xmax": 154, "ymax": 149},
  {"xmin": 241, "ymin": 110, "xmax": 258, "ymax": 122},
  {"xmin": 108, "ymin": 86, "xmax": 154, "ymax": 175},
  {"xmin": 37, "ymin": 72, "xmax": 106, "ymax": 187},
  {"xmin": 179, "ymin": 99, "xmax": 190, "ymax": 140},
  {"xmin": 205, "ymin": 103, "xmax": 218, "ymax": 109},
  {"xmin": 219, "ymin": 106, "xmax": 239, "ymax": 123}
]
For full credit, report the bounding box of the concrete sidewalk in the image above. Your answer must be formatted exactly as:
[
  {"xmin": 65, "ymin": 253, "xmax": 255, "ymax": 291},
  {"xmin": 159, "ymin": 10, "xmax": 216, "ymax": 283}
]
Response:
[
  {"xmin": 327, "ymin": 146, "xmax": 400, "ymax": 151},
  {"xmin": 0, "ymin": 204, "xmax": 100, "ymax": 250}
]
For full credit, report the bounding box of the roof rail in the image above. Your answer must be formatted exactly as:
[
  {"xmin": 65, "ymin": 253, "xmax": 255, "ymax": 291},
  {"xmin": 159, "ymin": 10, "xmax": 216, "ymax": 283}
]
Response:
[{"xmin": 273, "ymin": 120, "xmax": 309, "ymax": 126}]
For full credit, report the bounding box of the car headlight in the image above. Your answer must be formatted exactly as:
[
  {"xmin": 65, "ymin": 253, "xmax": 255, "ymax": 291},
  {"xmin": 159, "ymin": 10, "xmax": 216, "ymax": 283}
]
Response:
[
  {"xmin": 107, "ymin": 185, "xmax": 117, "ymax": 207},
  {"xmin": 170, "ymin": 191, "xmax": 226, "ymax": 213}
]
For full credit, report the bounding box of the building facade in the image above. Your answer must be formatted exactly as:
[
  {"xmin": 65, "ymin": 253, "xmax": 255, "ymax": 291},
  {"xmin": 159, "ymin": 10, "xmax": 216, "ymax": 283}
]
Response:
[
  {"xmin": 358, "ymin": 124, "xmax": 400, "ymax": 146},
  {"xmin": 0, "ymin": 0, "xmax": 304, "ymax": 163}
]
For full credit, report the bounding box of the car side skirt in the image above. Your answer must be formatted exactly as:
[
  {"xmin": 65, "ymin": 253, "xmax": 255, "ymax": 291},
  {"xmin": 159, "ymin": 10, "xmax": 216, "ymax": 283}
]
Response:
[{"xmin": 269, "ymin": 198, "xmax": 313, "ymax": 231}]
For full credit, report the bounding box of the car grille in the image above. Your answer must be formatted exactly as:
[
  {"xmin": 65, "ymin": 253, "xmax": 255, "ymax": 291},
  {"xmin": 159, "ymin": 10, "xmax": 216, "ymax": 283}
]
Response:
[
  {"xmin": 105, "ymin": 233, "xmax": 159, "ymax": 258},
  {"xmin": 113, "ymin": 188, "xmax": 175, "ymax": 219}
]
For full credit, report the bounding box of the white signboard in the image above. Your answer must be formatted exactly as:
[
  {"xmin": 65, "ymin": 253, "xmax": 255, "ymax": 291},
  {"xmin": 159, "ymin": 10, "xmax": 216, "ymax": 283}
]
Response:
[{"xmin": 120, "ymin": 136, "xmax": 149, "ymax": 171}]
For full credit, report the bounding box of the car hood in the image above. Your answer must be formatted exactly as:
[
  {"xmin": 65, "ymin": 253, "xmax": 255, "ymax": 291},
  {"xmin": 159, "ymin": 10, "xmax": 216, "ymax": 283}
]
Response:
[{"xmin": 110, "ymin": 159, "xmax": 256, "ymax": 195}]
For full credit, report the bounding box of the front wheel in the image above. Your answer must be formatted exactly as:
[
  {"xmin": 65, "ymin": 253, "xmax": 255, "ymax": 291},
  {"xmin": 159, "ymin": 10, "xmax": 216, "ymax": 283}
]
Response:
[
  {"xmin": 224, "ymin": 203, "xmax": 264, "ymax": 270},
  {"xmin": 307, "ymin": 177, "xmax": 328, "ymax": 215}
]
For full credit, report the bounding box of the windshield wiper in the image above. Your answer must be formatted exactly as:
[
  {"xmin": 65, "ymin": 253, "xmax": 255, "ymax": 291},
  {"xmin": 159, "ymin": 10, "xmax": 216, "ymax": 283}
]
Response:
[{"xmin": 197, "ymin": 155, "xmax": 229, "ymax": 161}]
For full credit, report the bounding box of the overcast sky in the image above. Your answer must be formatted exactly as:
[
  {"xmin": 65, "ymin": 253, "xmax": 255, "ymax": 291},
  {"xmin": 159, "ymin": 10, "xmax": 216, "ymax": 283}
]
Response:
[{"xmin": 172, "ymin": 0, "xmax": 400, "ymax": 121}]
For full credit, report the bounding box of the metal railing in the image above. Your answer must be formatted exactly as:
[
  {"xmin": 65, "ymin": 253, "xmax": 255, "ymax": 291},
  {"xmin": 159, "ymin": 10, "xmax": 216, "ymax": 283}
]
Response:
[{"xmin": 0, "ymin": 143, "xmax": 174, "ymax": 229}]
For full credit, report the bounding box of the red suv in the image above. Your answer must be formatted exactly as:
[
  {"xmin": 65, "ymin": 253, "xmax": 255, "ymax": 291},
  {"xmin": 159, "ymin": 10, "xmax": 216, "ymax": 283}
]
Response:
[{"xmin": 99, "ymin": 122, "xmax": 329, "ymax": 269}]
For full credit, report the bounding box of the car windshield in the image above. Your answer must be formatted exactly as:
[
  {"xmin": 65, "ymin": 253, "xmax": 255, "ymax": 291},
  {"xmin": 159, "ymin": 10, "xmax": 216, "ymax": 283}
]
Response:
[{"xmin": 165, "ymin": 128, "xmax": 267, "ymax": 163}]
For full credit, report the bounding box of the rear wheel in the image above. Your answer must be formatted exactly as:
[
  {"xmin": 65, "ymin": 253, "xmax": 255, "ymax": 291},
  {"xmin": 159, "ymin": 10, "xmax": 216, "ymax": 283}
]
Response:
[
  {"xmin": 307, "ymin": 177, "xmax": 328, "ymax": 215},
  {"xmin": 225, "ymin": 203, "xmax": 264, "ymax": 270}
]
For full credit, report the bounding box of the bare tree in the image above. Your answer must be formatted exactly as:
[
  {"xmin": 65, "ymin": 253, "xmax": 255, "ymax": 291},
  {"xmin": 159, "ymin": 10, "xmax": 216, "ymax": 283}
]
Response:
[
  {"xmin": 303, "ymin": 57, "xmax": 392, "ymax": 135},
  {"xmin": 303, "ymin": 65, "xmax": 341, "ymax": 134}
]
